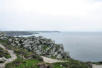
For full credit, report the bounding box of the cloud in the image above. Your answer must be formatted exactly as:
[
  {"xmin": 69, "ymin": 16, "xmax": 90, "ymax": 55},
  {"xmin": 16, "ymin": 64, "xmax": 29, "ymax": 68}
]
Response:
[{"xmin": 0, "ymin": 0, "xmax": 102, "ymax": 31}]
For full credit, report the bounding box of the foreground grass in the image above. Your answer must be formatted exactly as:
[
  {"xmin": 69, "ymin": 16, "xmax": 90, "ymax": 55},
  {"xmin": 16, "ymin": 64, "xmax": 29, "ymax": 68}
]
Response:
[
  {"xmin": 51, "ymin": 59, "xmax": 90, "ymax": 68},
  {"xmin": 5, "ymin": 57, "xmax": 40, "ymax": 68},
  {"xmin": 0, "ymin": 47, "xmax": 11, "ymax": 59}
]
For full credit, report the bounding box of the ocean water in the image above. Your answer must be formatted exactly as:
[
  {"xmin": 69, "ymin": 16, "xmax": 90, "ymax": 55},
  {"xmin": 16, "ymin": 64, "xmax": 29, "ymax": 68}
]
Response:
[{"xmin": 35, "ymin": 32, "xmax": 102, "ymax": 62}]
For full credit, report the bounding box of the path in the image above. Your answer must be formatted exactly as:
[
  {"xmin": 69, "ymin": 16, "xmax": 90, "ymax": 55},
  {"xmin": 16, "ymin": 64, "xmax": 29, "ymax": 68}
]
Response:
[
  {"xmin": 92, "ymin": 64, "xmax": 102, "ymax": 68},
  {"xmin": 0, "ymin": 44, "xmax": 17, "ymax": 68},
  {"xmin": 41, "ymin": 56, "xmax": 66, "ymax": 63}
]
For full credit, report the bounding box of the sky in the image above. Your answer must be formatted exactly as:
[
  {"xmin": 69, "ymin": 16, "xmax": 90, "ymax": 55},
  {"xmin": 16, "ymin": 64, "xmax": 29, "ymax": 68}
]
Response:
[{"xmin": 0, "ymin": 0, "xmax": 102, "ymax": 31}]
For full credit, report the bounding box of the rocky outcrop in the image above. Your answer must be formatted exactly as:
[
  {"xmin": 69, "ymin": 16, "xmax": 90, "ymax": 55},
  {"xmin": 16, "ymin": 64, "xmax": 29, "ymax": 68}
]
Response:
[
  {"xmin": 38, "ymin": 63, "xmax": 51, "ymax": 68},
  {"xmin": 0, "ymin": 57, "xmax": 6, "ymax": 63},
  {"xmin": 0, "ymin": 33, "xmax": 69, "ymax": 59}
]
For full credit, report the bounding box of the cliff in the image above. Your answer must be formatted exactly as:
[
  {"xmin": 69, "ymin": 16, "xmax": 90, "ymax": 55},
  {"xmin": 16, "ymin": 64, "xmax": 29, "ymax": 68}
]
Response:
[
  {"xmin": 0, "ymin": 32, "xmax": 92, "ymax": 68},
  {"xmin": 0, "ymin": 32, "xmax": 69, "ymax": 59}
]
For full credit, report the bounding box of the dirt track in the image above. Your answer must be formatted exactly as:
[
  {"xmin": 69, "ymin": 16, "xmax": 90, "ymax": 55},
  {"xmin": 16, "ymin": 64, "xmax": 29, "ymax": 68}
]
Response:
[{"xmin": 0, "ymin": 44, "xmax": 17, "ymax": 68}]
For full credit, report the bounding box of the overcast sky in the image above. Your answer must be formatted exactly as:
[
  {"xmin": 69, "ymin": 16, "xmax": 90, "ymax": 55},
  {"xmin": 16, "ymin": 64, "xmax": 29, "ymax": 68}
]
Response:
[{"xmin": 0, "ymin": 0, "xmax": 102, "ymax": 31}]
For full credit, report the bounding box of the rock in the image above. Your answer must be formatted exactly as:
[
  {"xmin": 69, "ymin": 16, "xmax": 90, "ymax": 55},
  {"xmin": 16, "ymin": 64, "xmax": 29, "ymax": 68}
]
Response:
[
  {"xmin": 38, "ymin": 63, "xmax": 51, "ymax": 68},
  {"xmin": 0, "ymin": 33, "xmax": 70, "ymax": 59},
  {"xmin": 0, "ymin": 57, "xmax": 6, "ymax": 63}
]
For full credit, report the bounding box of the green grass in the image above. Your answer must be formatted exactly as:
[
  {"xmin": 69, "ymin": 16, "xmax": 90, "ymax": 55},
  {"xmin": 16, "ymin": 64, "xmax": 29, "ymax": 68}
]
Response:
[
  {"xmin": 51, "ymin": 58, "xmax": 90, "ymax": 68},
  {"xmin": 52, "ymin": 63, "xmax": 65, "ymax": 68},
  {"xmin": 0, "ymin": 47, "xmax": 11, "ymax": 59},
  {"xmin": 0, "ymin": 39, "xmax": 9, "ymax": 45},
  {"xmin": 43, "ymin": 45, "xmax": 48, "ymax": 50},
  {"xmin": 5, "ymin": 47, "xmax": 43, "ymax": 68},
  {"xmin": 5, "ymin": 57, "xmax": 40, "ymax": 68},
  {"xmin": 92, "ymin": 62, "xmax": 102, "ymax": 65},
  {"xmin": 68, "ymin": 58, "xmax": 90, "ymax": 68}
]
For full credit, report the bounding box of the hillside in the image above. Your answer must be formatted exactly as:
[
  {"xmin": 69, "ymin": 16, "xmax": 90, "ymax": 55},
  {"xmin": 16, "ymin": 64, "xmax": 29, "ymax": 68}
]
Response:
[{"xmin": 0, "ymin": 32, "xmax": 92, "ymax": 68}]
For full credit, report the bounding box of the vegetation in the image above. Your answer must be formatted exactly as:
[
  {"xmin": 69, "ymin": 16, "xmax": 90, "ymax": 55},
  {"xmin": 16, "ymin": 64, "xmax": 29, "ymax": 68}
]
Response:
[
  {"xmin": 50, "ymin": 58, "xmax": 90, "ymax": 68},
  {"xmin": 0, "ymin": 47, "xmax": 11, "ymax": 59},
  {"xmin": 0, "ymin": 39, "xmax": 43, "ymax": 68},
  {"xmin": 5, "ymin": 57, "xmax": 41, "ymax": 68},
  {"xmin": 92, "ymin": 62, "xmax": 102, "ymax": 65},
  {"xmin": 43, "ymin": 45, "xmax": 48, "ymax": 50},
  {"xmin": 0, "ymin": 39, "xmax": 91, "ymax": 68}
]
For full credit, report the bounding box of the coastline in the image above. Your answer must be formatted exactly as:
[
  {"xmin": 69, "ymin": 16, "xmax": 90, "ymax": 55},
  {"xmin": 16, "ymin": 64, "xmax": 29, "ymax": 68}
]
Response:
[{"xmin": 0, "ymin": 32, "xmax": 92, "ymax": 68}]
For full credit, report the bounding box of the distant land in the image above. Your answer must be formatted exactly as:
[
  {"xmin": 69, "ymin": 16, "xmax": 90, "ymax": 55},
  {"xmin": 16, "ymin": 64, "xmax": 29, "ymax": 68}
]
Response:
[{"xmin": 0, "ymin": 31, "xmax": 60, "ymax": 36}]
